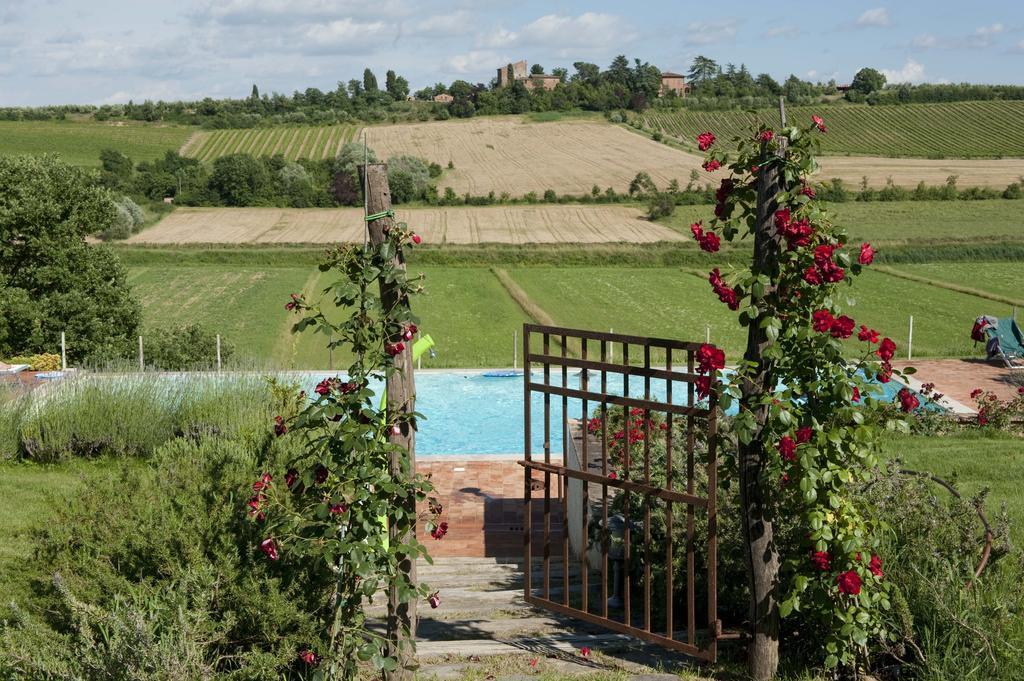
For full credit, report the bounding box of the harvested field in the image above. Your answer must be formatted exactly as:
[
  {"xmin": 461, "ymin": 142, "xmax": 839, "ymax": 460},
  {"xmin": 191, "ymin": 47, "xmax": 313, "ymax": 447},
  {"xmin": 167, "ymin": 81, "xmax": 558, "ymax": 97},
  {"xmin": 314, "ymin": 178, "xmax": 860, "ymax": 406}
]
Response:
[
  {"xmin": 367, "ymin": 118, "xmax": 703, "ymax": 196},
  {"xmin": 815, "ymin": 156, "xmax": 1024, "ymax": 190},
  {"xmin": 127, "ymin": 205, "xmax": 683, "ymax": 245}
]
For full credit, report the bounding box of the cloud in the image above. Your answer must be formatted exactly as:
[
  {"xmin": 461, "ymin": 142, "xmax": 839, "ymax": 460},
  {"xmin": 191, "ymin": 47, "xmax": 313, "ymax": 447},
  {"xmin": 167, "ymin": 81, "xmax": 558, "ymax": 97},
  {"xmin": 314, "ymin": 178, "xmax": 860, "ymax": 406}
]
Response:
[
  {"xmin": 909, "ymin": 23, "xmax": 1005, "ymax": 50},
  {"xmin": 409, "ymin": 11, "xmax": 473, "ymax": 36},
  {"xmin": 477, "ymin": 27, "xmax": 518, "ymax": 49},
  {"xmin": 911, "ymin": 34, "xmax": 937, "ymax": 48},
  {"xmin": 518, "ymin": 13, "xmax": 631, "ymax": 51},
  {"xmin": 192, "ymin": 0, "xmax": 410, "ymax": 25},
  {"xmin": 685, "ymin": 18, "xmax": 741, "ymax": 46},
  {"xmin": 443, "ymin": 50, "xmax": 505, "ymax": 76},
  {"xmin": 300, "ymin": 18, "xmax": 391, "ymax": 54},
  {"xmin": 881, "ymin": 58, "xmax": 927, "ymax": 84},
  {"xmin": 765, "ymin": 25, "xmax": 799, "ymax": 39},
  {"xmin": 856, "ymin": 8, "xmax": 890, "ymax": 28}
]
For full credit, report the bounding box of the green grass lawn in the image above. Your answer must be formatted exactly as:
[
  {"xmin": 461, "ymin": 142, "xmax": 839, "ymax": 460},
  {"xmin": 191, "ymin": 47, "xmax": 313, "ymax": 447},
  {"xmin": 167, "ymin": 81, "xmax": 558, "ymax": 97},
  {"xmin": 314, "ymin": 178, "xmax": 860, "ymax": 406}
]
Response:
[
  {"xmin": 505, "ymin": 266, "xmax": 996, "ymax": 359},
  {"xmin": 660, "ymin": 199, "xmax": 1024, "ymax": 245},
  {"xmin": 639, "ymin": 100, "xmax": 1024, "ymax": 158},
  {"xmin": 880, "ymin": 431, "xmax": 1024, "ymax": 544},
  {"xmin": 897, "ymin": 262, "xmax": 1024, "ymax": 304},
  {"xmin": 0, "ymin": 458, "xmax": 131, "ymax": 605},
  {"xmin": 0, "ymin": 120, "xmax": 193, "ymax": 166},
  {"xmin": 129, "ymin": 265, "xmax": 531, "ymax": 368}
]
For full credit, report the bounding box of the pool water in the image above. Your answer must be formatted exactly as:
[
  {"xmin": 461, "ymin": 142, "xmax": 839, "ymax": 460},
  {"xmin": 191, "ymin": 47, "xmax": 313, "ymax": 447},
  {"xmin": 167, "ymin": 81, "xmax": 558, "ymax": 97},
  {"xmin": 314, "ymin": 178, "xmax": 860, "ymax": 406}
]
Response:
[{"xmin": 300, "ymin": 371, "xmax": 920, "ymax": 456}]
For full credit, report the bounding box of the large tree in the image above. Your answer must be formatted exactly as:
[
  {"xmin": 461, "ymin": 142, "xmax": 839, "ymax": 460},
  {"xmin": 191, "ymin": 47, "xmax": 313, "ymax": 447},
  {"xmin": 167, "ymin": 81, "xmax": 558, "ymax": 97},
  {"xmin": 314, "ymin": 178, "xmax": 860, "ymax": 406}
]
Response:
[
  {"xmin": 0, "ymin": 155, "xmax": 140, "ymax": 363},
  {"xmin": 850, "ymin": 67, "xmax": 886, "ymax": 94},
  {"xmin": 687, "ymin": 55, "xmax": 720, "ymax": 85}
]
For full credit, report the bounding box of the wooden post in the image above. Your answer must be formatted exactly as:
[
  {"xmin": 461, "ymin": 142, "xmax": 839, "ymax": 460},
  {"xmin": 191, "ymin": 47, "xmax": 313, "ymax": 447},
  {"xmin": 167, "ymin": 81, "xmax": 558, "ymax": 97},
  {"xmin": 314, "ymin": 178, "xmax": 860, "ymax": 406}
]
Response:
[
  {"xmin": 60, "ymin": 332, "xmax": 66, "ymax": 371},
  {"xmin": 216, "ymin": 334, "xmax": 222, "ymax": 372},
  {"xmin": 738, "ymin": 99, "xmax": 787, "ymax": 680},
  {"xmin": 361, "ymin": 162, "xmax": 418, "ymax": 681},
  {"xmin": 138, "ymin": 335, "xmax": 144, "ymax": 371}
]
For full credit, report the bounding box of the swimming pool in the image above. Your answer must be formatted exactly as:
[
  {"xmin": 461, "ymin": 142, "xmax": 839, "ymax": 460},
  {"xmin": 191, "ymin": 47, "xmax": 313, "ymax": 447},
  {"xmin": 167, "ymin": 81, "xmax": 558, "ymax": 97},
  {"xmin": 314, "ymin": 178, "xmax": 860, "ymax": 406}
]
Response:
[{"xmin": 299, "ymin": 370, "xmax": 920, "ymax": 456}]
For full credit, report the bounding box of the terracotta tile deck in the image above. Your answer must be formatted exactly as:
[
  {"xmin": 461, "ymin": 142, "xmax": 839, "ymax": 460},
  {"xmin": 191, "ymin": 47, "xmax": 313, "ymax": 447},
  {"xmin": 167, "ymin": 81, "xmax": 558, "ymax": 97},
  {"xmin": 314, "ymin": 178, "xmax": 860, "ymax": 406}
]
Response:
[
  {"xmin": 417, "ymin": 458, "xmax": 564, "ymax": 558},
  {"xmin": 894, "ymin": 358, "xmax": 1022, "ymax": 413}
]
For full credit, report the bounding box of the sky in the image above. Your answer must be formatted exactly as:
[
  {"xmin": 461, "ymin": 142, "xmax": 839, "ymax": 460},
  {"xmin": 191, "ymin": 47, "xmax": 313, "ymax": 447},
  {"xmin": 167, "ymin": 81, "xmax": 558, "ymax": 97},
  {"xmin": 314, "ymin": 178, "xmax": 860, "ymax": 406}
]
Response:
[{"xmin": 1, "ymin": 1, "xmax": 1023, "ymax": 106}]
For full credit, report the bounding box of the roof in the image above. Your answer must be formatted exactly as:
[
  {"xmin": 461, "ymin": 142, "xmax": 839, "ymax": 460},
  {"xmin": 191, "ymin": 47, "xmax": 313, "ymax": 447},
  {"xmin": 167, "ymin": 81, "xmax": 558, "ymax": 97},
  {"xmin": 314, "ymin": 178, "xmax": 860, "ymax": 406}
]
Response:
[
  {"xmin": 661, "ymin": 72, "xmax": 685, "ymax": 78},
  {"xmin": 528, "ymin": 74, "xmax": 562, "ymax": 79}
]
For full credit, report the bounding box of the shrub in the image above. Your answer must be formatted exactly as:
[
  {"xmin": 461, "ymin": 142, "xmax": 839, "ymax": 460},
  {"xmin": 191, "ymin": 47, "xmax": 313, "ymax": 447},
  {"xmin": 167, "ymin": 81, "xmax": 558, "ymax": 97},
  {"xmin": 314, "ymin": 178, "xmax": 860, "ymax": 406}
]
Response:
[
  {"xmin": 542, "ymin": 189, "xmax": 557, "ymax": 203},
  {"xmin": 646, "ymin": 192, "xmax": 675, "ymax": 219},
  {"xmin": 0, "ymin": 434, "xmax": 332, "ymax": 678},
  {"xmin": 387, "ymin": 155, "xmax": 431, "ymax": 203},
  {"xmin": 4, "ymin": 353, "xmax": 60, "ymax": 371},
  {"xmin": 142, "ymin": 324, "xmax": 234, "ymax": 370}
]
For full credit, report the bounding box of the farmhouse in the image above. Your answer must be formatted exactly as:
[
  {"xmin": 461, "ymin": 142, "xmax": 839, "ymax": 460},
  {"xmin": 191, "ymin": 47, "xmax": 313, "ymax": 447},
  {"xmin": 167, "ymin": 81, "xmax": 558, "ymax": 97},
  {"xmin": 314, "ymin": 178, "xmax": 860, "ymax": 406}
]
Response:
[
  {"xmin": 496, "ymin": 60, "xmax": 561, "ymax": 91},
  {"xmin": 433, "ymin": 93, "xmax": 454, "ymax": 104},
  {"xmin": 660, "ymin": 72, "xmax": 690, "ymax": 97}
]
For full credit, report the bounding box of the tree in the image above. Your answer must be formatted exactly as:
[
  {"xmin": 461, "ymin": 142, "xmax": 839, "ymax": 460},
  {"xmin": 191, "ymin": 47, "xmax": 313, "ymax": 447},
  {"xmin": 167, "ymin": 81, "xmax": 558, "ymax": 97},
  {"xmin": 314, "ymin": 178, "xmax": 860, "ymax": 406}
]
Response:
[
  {"xmin": 0, "ymin": 155, "xmax": 140, "ymax": 363},
  {"xmin": 385, "ymin": 70, "xmax": 409, "ymax": 100},
  {"xmin": 572, "ymin": 61, "xmax": 601, "ymax": 84},
  {"xmin": 687, "ymin": 55, "xmax": 720, "ymax": 85},
  {"xmin": 606, "ymin": 55, "xmax": 631, "ymax": 85},
  {"xmin": 363, "ymin": 68, "xmax": 379, "ymax": 93},
  {"xmin": 98, "ymin": 149, "xmax": 133, "ymax": 189},
  {"xmin": 530, "ymin": 63, "xmax": 545, "ymax": 75},
  {"xmin": 850, "ymin": 67, "xmax": 886, "ymax": 94},
  {"xmin": 552, "ymin": 67, "xmax": 568, "ymax": 82},
  {"xmin": 250, "ymin": 84, "xmax": 260, "ymax": 100},
  {"xmin": 209, "ymin": 154, "xmax": 270, "ymax": 206}
]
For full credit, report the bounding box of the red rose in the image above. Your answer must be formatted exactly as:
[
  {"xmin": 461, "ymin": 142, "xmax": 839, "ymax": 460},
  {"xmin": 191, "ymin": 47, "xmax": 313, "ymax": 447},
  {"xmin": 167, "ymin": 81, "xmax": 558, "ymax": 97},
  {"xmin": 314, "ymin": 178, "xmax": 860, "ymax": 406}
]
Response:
[
  {"xmin": 696, "ymin": 343, "xmax": 726, "ymax": 373},
  {"xmin": 877, "ymin": 337, "xmax": 897, "ymax": 361},
  {"xmin": 800, "ymin": 184, "xmax": 816, "ymax": 198},
  {"xmin": 252, "ymin": 472, "xmax": 272, "ymax": 492},
  {"xmin": 869, "ymin": 554, "xmax": 884, "ymax": 578},
  {"xmin": 431, "ymin": 521, "xmax": 449, "ymax": 540},
  {"xmin": 897, "ymin": 387, "xmax": 920, "ymax": 412},
  {"xmin": 285, "ymin": 293, "xmax": 301, "ymax": 311},
  {"xmin": 813, "ymin": 244, "xmax": 836, "ymax": 264},
  {"xmin": 857, "ymin": 325, "xmax": 879, "ymax": 343},
  {"xmin": 830, "ymin": 315, "xmax": 856, "ymax": 339},
  {"xmin": 859, "ymin": 243, "xmax": 875, "ymax": 265},
  {"xmin": 404, "ymin": 323, "xmax": 418, "ymax": 341},
  {"xmin": 811, "ymin": 115, "xmax": 827, "ymax": 133},
  {"xmin": 329, "ymin": 503, "xmax": 347, "ymax": 515},
  {"xmin": 580, "ymin": 647, "xmax": 592, "ymax": 658},
  {"xmin": 837, "ymin": 570, "xmax": 862, "ymax": 595},
  {"xmin": 803, "ymin": 267, "xmax": 823, "ymax": 285},
  {"xmin": 259, "ymin": 537, "xmax": 279, "ymax": 561},
  {"xmin": 852, "ymin": 386, "xmax": 861, "ymax": 402},
  {"xmin": 428, "ymin": 591, "xmax": 441, "ymax": 608},
  {"xmin": 273, "ymin": 416, "xmax": 287, "ymax": 437},
  {"xmin": 774, "ymin": 208, "xmax": 791, "ymax": 229},
  {"xmin": 796, "ymin": 426, "xmax": 813, "ymax": 444},
  {"xmin": 285, "ymin": 468, "xmax": 299, "ymax": 489},
  {"xmin": 608, "ymin": 471, "xmax": 618, "ymax": 480},
  {"xmin": 970, "ymin": 388, "xmax": 983, "ymax": 399},
  {"xmin": 778, "ymin": 435, "xmax": 796, "ymax": 462},
  {"xmin": 781, "ymin": 473, "xmax": 790, "ymax": 486},
  {"xmin": 877, "ymin": 361, "xmax": 893, "ymax": 384},
  {"xmin": 411, "ymin": 233, "xmax": 422, "ymax": 245},
  {"xmin": 698, "ymin": 231, "xmax": 720, "ymax": 252},
  {"xmin": 1018, "ymin": 386, "xmax": 1024, "ymax": 395},
  {"xmin": 812, "ymin": 310, "xmax": 834, "ymax": 333},
  {"xmin": 702, "ymin": 159, "xmax": 721, "ymax": 172},
  {"xmin": 386, "ymin": 341, "xmax": 406, "ymax": 356},
  {"xmin": 759, "ymin": 129, "xmax": 774, "ymax": 142},
  {"xmin": 695, "ymin": 376, "xmax": 712, "ymax": 400},
  {"xmin": 811, "ymin": 551, "xmax": 831, "ymax": 571},
  {"xmin": 299, "ymin": 650, "xmax": 320, "ymax": 666},
  {"xmin": 978, "ymin": 410, "xmax": 989, "ymax": 426},
  {"xmin": 697, "ymin": 131, "xmax": 716, "ymax": 151}
]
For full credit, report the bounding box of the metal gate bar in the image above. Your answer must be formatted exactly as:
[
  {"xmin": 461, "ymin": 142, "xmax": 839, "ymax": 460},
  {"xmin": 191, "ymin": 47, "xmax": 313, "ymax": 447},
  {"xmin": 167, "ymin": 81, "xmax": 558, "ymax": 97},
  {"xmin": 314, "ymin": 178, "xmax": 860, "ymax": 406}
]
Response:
[{"xmin": 521, "ymin": 324, "xmax": 720, "ymax": 661}]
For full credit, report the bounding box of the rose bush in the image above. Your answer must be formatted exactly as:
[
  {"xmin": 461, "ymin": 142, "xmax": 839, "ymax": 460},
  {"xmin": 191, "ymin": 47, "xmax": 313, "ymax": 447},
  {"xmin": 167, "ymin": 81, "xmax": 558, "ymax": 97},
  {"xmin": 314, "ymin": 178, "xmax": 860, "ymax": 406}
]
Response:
[{"xmin": 695, "ymin": 118, "xmax": 918, "ymax": 670}]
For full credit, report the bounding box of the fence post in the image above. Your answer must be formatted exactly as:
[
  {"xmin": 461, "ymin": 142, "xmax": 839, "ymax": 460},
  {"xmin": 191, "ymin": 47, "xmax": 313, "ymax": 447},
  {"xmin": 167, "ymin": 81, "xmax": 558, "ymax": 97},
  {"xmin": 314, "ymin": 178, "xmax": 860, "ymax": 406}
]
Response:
[
  {"xmin": 417, "ymin": 332, "xmax": 422, "ymax": 371},
  {"xmin": 706, "ymin": 324, "xmax": 711, "ymax": 344},
  {"xmin": 908, "ymin": 316, "xmax": 914, "ymax": 360},
  {"xmin": 361, "ymin": 162, "xmax": 417, "ymax": 680},
  {"xmin": 60, "ymin": 332, "xmax": 66, "ymax": 371},
  {"xmin": 216, "ymin": 334, "xmax": 222, "ymax": 372},
  {"xmin": 609, "ymin": 328, "xmax": 614, "ymax": 363},
  {"xmin": 138, "ymin": 335, "xmax": 144, "ymax": 371}
]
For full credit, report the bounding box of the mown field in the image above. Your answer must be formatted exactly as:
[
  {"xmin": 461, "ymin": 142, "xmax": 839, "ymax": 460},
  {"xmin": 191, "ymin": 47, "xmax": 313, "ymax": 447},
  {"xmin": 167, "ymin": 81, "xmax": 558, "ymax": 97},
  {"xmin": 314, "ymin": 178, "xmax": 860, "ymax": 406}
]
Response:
[
  {"xmin": 181, "ymin": 124, "xmax": 360, "ymax": 162},
  {"xmin": 124, "ymin": 257, "xmax": 1011, "ymax": 367},
  {"xmin": 0, "ymin": 120, "xmax": 193, "ymax": 166},
  {"xmin": 127, "ymin": 205, "xmax": 682, "ymax": 244},
  {"xmin": 661, "ymin": 199, "xmax": 1024, "ymax": 244},
  {"xmin": 639, "ymin": 100, "xmax": 1024, "ymax": 158}
]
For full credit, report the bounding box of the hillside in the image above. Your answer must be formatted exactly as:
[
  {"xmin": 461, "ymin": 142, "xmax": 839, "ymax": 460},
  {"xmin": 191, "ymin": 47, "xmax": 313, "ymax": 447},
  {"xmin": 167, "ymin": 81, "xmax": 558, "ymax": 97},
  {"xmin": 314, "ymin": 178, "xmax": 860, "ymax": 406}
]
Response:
[
  {"xmin": 182, "ymin": 124, "xmax": 361, "ymax": 162},
  {"xmin": 0, "ymin": 120, "xmax": 192, "ymax": 166},
  {"xmin": 638, "ymin": 100, "xmax": 1024, "ymax": 158}
]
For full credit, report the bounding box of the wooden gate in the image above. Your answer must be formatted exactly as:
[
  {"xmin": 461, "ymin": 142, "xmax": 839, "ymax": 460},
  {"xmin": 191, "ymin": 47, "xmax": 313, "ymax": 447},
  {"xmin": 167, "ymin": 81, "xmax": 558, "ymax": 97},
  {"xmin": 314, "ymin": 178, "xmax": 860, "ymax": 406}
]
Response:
[{"xmin": 520, "ymin": 324, "xmax": 721, "ymax": 661}]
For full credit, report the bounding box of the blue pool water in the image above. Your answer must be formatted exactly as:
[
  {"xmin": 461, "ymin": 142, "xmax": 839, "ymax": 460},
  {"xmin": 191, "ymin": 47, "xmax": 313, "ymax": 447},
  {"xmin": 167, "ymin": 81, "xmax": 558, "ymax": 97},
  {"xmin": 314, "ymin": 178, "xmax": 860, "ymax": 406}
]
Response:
[{"xmin": 299, "ymin": 370, "xmax": 918, "ymax": 456}]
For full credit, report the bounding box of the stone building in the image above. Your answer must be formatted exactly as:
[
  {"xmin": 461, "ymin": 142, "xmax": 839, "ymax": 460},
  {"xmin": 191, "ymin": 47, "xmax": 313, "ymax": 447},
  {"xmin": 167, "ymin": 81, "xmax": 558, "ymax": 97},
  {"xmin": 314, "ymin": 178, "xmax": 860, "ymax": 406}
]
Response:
[
  {"xmin": 497, "ymin": 61, "xmax": 561, "ymax": 91},
  {"xmin": 659, "ymin": 72, "xmax": 689, "ymax": 97}
]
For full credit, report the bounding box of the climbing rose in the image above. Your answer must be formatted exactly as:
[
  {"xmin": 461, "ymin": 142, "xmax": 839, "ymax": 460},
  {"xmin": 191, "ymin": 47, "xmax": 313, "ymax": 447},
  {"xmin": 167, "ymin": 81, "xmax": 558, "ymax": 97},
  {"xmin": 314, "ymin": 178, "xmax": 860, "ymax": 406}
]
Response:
[
  {"xmin": 778, "ymin": 436, "xmax": 796, "ymax": 462},
  {"xmin": 259, "ymin": 538, "xmax": 279, "ymax": 561},
  {"xmin": 299, "ymin": 650, "xmax": 320, "ymax": 666},
  {"xmin": 858, "ymin": 325, "xmax": 879, "ymax": 343},
  {"xmin": 708, "ymin": 268, "xmax": 739, "ymax": 310},
  {"xmin": 697, "ymin": 131, "xmax": 716, "ymax": 151},
  {"xmin": 702, "ymin": 159, "xmax": 721, "ymax": 172},
  {"xmin": 852, "ymin": 387, "xmax": 861, "ymax": 402},
  {"xmin": 812, "ymin": 309, "xmax": 834, "ymax": 333},
  {"xmin": 314, "ymin": 465, "xmax": 328, "ymax": 484},
  {"xmin": 869, "ymin": 554, "xmax": 884, "ymax": 578},
  {"xmin": 811, "ymin": 551, "xmax": 831, "ymax": 571},
  {"xmin": 253, "ymin": 472, "xmax": 272, "ymax": 492},
  {"xmin": 285, "ymin": 293, "xmax": 301, "ymax": 311},
  {"xmin": 970, "ymin": 388, "xmax": 983, "ymax": 399},
  {"xmin": 403, "ymin": 323, "xmax": 418, "ymax": 341},
  {"xmin": 830, "ymin": 315, "xmax": 856, "ymax": 339},
  {"xmin": 315, "ymin": 377, "xmax": 338, "ymax": 396},
  {"xmin": 386, "ymin": 341, "xmax": 406, "ymax": 356},
  {"xmin": 696, "ymin": 343, "xmax": 726, "ymax": 373},
  {"xmin": 800, "ymin": 184, "xmax": 816, "ymax": 198},
  {"xmin": 431, "ymin": 521, "xmax": 449, "ymax": 540},
  {"xmin": 273, "ymin": 416, "xmax": 287, "ymax": 437},
  {"xmin": 285, "ymin": 468, "xmax": 299, "ymax": 488},
  {"xmin": 773, "ymin": 208, "xmax": 791, "ymax": 229},
  {"xmin": 796, "ymin": 426, "xmax": 813, "ymax": 444},
  {"xmin": 897, "ymin": 388, "xmax": 920, "ymax": 412},
  {"xmin": 859, "ymin": 243, "xmax": 875, "ymax": 265},
  {"xmin": 877, "ymin": 337, "xmax": 897, "ymax": 361},
  {"xmin": 699, "ymin": 231, "xmax": 720, "ymax": 252},
  {"xmin": 877, "ymin": 361, "xmax": 893, "ymax": 383},
  {"xmin": 759, "ymin": 129, "xmax": 775, "ymax": 142},
  {"xmin": 329, "ymin": 503, "xmax": 348, "ymax": 515},
  {"xmin": 695, "ymin": 376, "xmax": 712, "ymax": 400},
  {"xmin": 428, "ymin": 591, "xmax": 441, "ymax": 609},
  {"xmin": 580, "ymin": 647, "xmax": 592, "ymax": 658},
  {"xmin": 837, "ymin": 570, "xmax": 862, "ymax": 595},
  {"xmin": 608, "ymin": 471, "xmax": 618, "ymax": 480},
  {"xmin": 411, "ymin": 233, "xmax": 422, "ymax": 245},
  {"xmin": 812, "ymin": 115, "xmax": 827, "ymax": 132},
  {"xmin": 803, "ymin": 267, "xmax": 823, "ymax": 285}
]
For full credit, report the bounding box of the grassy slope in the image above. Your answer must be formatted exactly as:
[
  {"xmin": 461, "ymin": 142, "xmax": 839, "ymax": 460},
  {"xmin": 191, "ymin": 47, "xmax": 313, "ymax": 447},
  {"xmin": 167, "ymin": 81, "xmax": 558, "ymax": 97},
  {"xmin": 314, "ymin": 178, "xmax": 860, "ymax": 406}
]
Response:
[
  {"xmin": 659, "ymin": 199, "xmax": 1024, "ymax": 244},
  {"xmin": 0, "ymin": 120, "xmax": 193, "ymax": 166},
  {"xmin": 897, "ymin": 262, "xmax": 1024, "ymax": 304},
  {"xmin": 640, "ymin": 100, "xmax": 1024, "ymax": 158}
]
